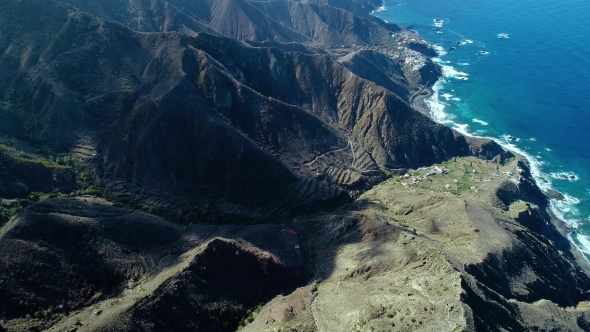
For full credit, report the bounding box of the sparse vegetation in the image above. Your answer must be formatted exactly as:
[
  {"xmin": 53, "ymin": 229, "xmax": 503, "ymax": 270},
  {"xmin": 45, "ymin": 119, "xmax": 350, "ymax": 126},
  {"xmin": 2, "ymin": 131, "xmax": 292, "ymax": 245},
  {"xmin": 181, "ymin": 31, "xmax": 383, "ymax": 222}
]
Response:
[
  {"xmin": 237, "ymin": 303, "xmax": 264, "ymax": 330},
  {"xmin": 33, "ymin": 306, "xmax": 55, "ymax": 320},
  {"xmin": 90, "ymin": 291, "xmax": 103, "ymax": 302}
]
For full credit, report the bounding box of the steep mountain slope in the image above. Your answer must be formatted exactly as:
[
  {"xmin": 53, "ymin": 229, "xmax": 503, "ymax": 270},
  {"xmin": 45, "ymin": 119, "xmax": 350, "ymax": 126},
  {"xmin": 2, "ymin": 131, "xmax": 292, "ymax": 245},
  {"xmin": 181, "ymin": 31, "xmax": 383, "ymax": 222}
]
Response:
[
  {"xmin": 58, "ymin": 0, "xmax": 400, "ymax": 47},
  {"xmin": 0, "ymin": 197, "xmax": 305, "ymax": 332},
  {"xmin": 0, "ymin": 0, "xmax": 488, "ymax": 220},
  {"xmin": 1, "ymin": 0, "xmax": 590, "ymax": 332}
]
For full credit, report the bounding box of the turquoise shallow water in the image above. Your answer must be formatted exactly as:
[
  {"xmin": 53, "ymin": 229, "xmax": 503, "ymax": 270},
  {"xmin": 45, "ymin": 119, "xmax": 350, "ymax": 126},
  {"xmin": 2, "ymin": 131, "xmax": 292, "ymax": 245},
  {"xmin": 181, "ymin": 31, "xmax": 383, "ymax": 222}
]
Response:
[{"xmin": 374, "ymin": 0, "xmax": 590, "ymax": 256}]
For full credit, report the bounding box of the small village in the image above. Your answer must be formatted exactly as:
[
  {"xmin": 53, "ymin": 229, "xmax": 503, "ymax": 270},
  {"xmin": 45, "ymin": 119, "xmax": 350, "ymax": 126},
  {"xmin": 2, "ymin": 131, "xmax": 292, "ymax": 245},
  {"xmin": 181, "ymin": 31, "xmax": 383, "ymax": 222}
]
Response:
[
  {"xmin": 393, "ymin": 156, "xmax": 524, "ymax": 196},
  {"xmin": 390, "ymin": 30, "xmax": 429, "ymax": 71},
  {"xmin": 329, "ymin": 30, "xmax": 431, "ymax": 73}
]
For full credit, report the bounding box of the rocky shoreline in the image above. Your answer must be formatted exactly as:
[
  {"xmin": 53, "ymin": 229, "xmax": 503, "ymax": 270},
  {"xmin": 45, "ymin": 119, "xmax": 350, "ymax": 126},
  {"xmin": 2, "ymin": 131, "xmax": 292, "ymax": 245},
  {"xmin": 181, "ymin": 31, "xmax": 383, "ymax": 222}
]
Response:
[
  {"xmin": 382, "ymin": 6, "xmax": 590, "ymax": 276},
  {"xmin": 411, "ymin": 88, "xmax": 436, "ymax": 117}
]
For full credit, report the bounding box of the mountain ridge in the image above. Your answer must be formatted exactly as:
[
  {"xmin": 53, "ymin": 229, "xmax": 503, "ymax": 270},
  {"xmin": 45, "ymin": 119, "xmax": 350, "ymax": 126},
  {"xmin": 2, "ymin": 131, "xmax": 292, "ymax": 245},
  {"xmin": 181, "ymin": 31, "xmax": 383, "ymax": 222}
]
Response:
[
  {"xmin": 0, "ymin": 0, "xmax": 495, "ymax": 220},
  {"xmin": 2, "ymin": 0, "xmax": 588, "ymax": 331}
]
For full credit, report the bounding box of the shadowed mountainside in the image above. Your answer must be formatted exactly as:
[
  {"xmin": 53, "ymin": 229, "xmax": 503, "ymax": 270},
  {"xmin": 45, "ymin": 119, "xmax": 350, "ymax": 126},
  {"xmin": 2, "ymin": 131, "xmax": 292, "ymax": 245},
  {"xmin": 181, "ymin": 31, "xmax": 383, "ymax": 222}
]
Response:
[
  {"xmin": 0, "ymin": 0, "xmax": 495, "ymax": 220},
  {"xmin": 0, "ymin": 197, "xmax": 305, "ymax": 331}
]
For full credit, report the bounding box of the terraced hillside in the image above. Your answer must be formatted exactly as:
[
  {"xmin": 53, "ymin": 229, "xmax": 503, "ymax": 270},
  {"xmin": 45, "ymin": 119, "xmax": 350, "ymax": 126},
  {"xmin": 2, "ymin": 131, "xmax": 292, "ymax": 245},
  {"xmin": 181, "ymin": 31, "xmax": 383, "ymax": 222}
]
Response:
[{"xmin": 0, "ymin": 0, "xmax": 494, "ymax": 220}]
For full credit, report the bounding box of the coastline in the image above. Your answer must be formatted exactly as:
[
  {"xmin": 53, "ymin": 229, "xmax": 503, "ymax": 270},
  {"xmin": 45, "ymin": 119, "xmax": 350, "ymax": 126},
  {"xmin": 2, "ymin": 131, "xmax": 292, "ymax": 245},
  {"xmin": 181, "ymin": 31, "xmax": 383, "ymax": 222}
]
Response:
[
  {"xmin": 407, "ymin": 42, "xmax": 590, "ymax": 272},
  {"xmin": 410, "ymin": 88, "xmax": 434, "ymax": 118},
  {"xmin": 369, "ymin": 0, "xmax": 590, "ymax": 272}
]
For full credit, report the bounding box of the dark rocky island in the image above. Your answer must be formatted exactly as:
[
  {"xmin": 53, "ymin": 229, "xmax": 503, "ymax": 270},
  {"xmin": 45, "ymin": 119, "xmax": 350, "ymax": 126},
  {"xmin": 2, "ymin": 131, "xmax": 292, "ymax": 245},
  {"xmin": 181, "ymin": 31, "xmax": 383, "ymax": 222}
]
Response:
[{"xmin": 0, "ymin": 0, "xmax": 589, "ymax": 331}]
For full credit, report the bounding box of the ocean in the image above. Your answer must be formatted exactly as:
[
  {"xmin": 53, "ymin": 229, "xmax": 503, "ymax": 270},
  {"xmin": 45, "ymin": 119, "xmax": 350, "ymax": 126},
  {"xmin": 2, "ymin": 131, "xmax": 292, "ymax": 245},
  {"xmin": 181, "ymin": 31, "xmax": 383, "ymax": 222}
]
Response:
[{"xmin": 373, "ymin": 0, "xmax": 590, "ymax": 256}]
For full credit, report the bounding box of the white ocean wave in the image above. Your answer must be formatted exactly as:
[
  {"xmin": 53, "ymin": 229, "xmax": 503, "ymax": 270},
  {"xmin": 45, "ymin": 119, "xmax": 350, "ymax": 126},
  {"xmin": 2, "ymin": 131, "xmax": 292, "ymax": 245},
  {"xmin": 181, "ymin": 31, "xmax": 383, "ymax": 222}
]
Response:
[
  {"xmin": 572, "ymin": 234, "xmax": 590, "ymax": 258},
  {"xmin": 457, "ymin": 62, "xmax": 470, "ymax": 66},
  {"xmin": 457, "ymin": 40, "xmax": 474, "ymax": 46},
  {"xmin": 432, "ymin": 45, "xmax": 447, "ymax": 57},
  {"xmin": 453, "ymin": 123, "xmax": 469, "ymax": 132},
  {"xmin": 472, "ymin": 119, "xmax": 488, "ymax": 126},
  {"xmin": 577, "ymin": 235, "xmax": 590, "ymax": 254},
  {"xmin": 424, "ymin": 83, "xmax": 453, "ymax": 124},
  {"xmin": 440, "ymin": 64, "xmax": 469, "ymax": 80},
  {"xmin": 568, "ymin": 233, "xmax": 590, "ymax": 266},
  {"xmin": 371, "ymin": 6, "xmax": 387, "ymax": 13},
  {"xmin": 451, "ymin": 97, "xmax": 461, "ymax": 101}
]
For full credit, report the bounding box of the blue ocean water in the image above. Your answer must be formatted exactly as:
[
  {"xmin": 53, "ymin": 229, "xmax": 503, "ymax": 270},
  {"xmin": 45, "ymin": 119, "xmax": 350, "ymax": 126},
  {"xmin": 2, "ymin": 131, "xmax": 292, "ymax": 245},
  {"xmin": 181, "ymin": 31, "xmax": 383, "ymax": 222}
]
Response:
[{"xmin": 374, "ymin": 0, "xmax": 590, "ymax": 256}]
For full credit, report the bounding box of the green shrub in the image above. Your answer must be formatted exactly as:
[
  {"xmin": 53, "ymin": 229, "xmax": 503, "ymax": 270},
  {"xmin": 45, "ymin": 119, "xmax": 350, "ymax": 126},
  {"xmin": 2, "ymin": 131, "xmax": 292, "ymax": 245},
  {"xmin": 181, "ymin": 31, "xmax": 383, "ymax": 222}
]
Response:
[{"xmin": 0, "ymin": 206, "xmax": 21, "ymax": 225}]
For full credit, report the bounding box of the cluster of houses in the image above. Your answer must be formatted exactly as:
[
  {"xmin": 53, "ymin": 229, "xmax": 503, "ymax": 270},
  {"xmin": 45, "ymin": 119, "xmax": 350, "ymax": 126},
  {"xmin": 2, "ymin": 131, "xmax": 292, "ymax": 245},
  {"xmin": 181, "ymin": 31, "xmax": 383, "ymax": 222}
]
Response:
[
  {"xmin": 390, "ymin": 33, "xmax": 428, "ymax": 71},
  {"xmin": 401, "ymin": 165, "xmax": 449, "ymax": 187}
]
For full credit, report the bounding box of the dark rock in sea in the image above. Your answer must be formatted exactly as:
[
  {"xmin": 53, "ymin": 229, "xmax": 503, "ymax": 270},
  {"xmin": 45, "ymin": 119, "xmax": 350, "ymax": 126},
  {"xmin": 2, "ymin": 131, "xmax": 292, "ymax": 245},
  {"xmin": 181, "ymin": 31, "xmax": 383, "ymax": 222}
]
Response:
[
  {"xmin": 557, "ymin": 173, "xmax": 577, "ymax": 180},
  {"xmin": 507, "ymin": 135, "xmax": 518, "ymax": 141},
  {"xmin": 546, "ymin": 189, "xmax": 565, "ymax": 201},
  {"xmin": 448, "ymin": 47, "xmax": 456, "ymax": 51}
]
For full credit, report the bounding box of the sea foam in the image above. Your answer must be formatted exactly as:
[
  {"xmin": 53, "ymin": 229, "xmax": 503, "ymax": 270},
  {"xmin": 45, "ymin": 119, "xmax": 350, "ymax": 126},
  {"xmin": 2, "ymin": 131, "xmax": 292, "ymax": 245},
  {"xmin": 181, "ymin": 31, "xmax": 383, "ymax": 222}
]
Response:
[
  {"xmin": 441, "ymin": 64, "xmax": 469, "ymax": 80},
  {"xmin": 575, "ymin": 234, "xmax": 590, "ymax": 254},
  {"xmin": 432, "ymin": 45, "xmax": 447, "ymax": 56},
  {"xmin": 371, "ymin": 6, "xmax": 387, "ymax": 13},
  {"xmin": 472, "ymin": 119, "xmax": 489, "ymax": 125},
  {"xmin": 417, "ymin": 32, "xmax": 580, "ymax": 236}
]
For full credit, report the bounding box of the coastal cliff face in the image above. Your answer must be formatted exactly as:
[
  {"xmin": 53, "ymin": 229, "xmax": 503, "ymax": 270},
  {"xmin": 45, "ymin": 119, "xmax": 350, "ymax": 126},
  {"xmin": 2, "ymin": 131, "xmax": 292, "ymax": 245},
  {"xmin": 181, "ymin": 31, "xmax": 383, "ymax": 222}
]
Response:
[{"xmin": 0, "ymin": 0, "xmax": 589, "ymax": 331}]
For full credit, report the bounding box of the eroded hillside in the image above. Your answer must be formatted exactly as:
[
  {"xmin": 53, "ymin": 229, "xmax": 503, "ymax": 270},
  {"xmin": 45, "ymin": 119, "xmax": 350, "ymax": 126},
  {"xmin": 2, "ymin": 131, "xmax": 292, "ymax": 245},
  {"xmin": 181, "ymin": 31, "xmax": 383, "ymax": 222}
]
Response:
[
  {"xmin": 1, "ymin": 0, "xmax": 589, "ymax": 331},
  {"xmin": 0, "ymin": 0, "xmax": 492, "ymax": 221}
]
